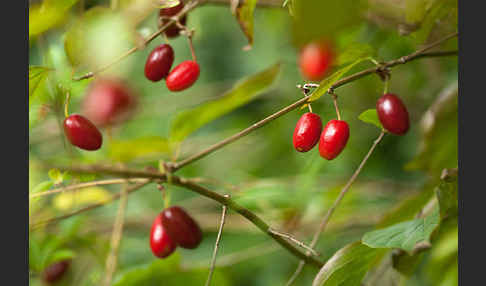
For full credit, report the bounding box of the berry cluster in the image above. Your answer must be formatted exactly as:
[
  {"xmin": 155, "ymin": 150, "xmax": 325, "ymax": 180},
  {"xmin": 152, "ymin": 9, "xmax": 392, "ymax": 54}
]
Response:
[
  {"xmin": 150, "ymin": 206, "xmax": 202, "ymax": 258},
  {"xmin": 146, "ymin": 1, "xmax": 200, "ymax": 91}
]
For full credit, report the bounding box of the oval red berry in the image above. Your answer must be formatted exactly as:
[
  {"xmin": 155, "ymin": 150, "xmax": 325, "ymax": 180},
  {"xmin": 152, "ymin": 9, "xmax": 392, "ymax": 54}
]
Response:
[
  {"xmin": 166, "ymin": 61, "xmax": 200, "ymax": 92},
  {"xmin": 319, "ymin": 120, "xmax": 350, "ymax": 160},
  {"xmin": 299, "ymin": 41, "xmax": 334, "ymax": 81},
  {"xmin": 63, "ymin": 114, "xmax": 103, "ymax": 151},
  {"xmin": 82, "ymin": 78, "xmax": 137, "ymax": 127},
  {"xmin": 150, "ymin": 213, "xmax": 177, "ymax": 258},
  {"xmin": 145, "ymin": 44, "xmax": 174, "ymax": 82},
  {"xmin": 376, "ymin": 93, "xmax": 410, "ymax": 135},
  {"xmin": 42, "ymin": 260, "xmax": 71, "ymax": 284},
  {"xmin": 293, "ymin": 112, "xmax": 322, "ymax": 152},
  {"xmin": 161, "ymin": 206, "xmax": 202, "ymax": 249}
]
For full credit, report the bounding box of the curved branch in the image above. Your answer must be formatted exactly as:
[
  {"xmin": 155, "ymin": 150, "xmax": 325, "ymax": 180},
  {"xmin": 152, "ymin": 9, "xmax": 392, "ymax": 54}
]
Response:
[
  {"xmin": 168, "ymin": 33, "xmax": 457, "ymax": 172},
  {"xmin": 34, "ymin": 164, "xmax": 324, "ymax": 268}
]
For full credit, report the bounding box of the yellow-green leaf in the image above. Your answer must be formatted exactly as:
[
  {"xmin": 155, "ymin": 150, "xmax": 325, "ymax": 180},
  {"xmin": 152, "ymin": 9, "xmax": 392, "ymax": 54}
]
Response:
[
  {"xmin": 309, "ymin": 57, "xmax": 369, "ymax": 102},
  {"xmin": 29, "ymin": 66, "xmax": 51, "ymax": 100},
  {"xmin": 29, "ymin": 0, "xmax": 79, "ymax": 38},
  {"xmin": 235, "ymin": 0, "xmax": 258, "ymax": 48},
  {"xmin": 109, "ymin": 136, "xmax": 171, "ymax": 162},
  {"xmin": 53, "ymin": 186, "xmax": 112, "ymax": 211},
  {"xmin": 358, "ymin": 109, "xmax": 383, "ymax": 130},
  {"xmin": 170, "ymin": 63, "xmax": 281, "ymax": 143}
]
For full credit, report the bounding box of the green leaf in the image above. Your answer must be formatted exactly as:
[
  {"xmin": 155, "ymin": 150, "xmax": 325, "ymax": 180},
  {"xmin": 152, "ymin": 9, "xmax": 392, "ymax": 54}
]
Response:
[
  {"xmin": 309, "ymin": 57, "xmax": 369, "ymax": 102},
  {"xmin": 170, "ymin": 63, "xmax": 281, "ymax": 143},
  {"xmin": 335, "ymin": 44, "xmax": 374, "ymax": 66},
  {"xmin": 312, "ymin": 242, "xmax": 383, "ymax": 286},
  {"xmin": 45, "ymin": 249, "xmax": 76, "ymax": 266},
  {"xmin": 64, "ymin": 7, "xmax": 134, "ymax": 69},
  {"xmin": 29, "ymin": 66, "xmax": 51, "ymax": 100},
  {"xmin": 109, "ymin": 136, "xmax": 170, "ymax": 162},
  {"xmin": 405, "ymin": 0, "xmax": 429, "ymax": 24},
  {"xmin": 235, "ymin": 0, "xmax": 258, "ymax": 48},
  {"xmin": 113, "ymin": 253, "xmax": 229, "ymax": 286},
  {"xmin": 435, "ymin": 176, "xmax": 458, "ymax": 220},
  {"xmin": 29, "ymin": 0, "xmax": 79, "ymax": 38},
  {"xmin": 358, "ymin": 109, "xmax": 383, "ymax": 130},
  {"xmin": 48, "ymin": 168, "xmax": 63, "ymax": 184},
  {"xmin": 362, "ymin": 208, "xmax": 440, "ymax": 253},
  {"xmin": 31, "ymin": 181, "xmax": 54, "ymax": 194}
]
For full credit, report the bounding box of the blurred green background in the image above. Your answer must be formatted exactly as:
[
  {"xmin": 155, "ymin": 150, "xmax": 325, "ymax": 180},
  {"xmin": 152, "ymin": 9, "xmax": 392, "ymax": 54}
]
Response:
[{"xmin": 29, "ymin": 0, "xmax": 457, "ymax": 285}]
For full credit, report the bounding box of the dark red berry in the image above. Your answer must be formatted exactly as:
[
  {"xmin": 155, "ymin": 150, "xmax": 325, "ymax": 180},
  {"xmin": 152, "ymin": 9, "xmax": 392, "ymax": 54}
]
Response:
[
  {"xmin": 161, "ymin": 206, "xmax": 202, "ymax": 249},
  {"xmin": 150, "ymin": 213, "xmax": 177, "ymax": 258},
  {"xmin": 82, "ymin": 78, "xmax": 137, "ymax": 127},
  {"xmin": 319, "ymin": 120, "xmax": 349, "ymax": 160},
  {"xmin": 145, "ymin": 44, "xmax": 174, "ymax": 82},
  {"xmin": 376, "ymin": 93, "xmax": 410, "ymax": 135},
  {"xmin": 63, "ymin": 114, "xmax": 103, "ymax": 151},
  {"xmin": 158, "ymin": 2, "xmax": 187, "ymax": 38},
  {"xmin": 299, "ymin": 41, "xmax": 334, "ymax": 81},
  {"xmin": 166, "ymin": 61, "xmax": 200, "ymax": 91},
  {"xmin": 42, "ymin": 259, "xmax": 71, "ymax": 284},
  {"xmin": 293, "ymin": 112, "xmax": 322, "ymax": 152}
]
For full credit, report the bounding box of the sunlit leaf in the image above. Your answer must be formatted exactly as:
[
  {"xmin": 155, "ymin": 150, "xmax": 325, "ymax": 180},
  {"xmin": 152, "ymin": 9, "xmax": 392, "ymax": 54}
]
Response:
[
  {"xmin": 29, "ymin": 0, "xmax": 79, "ymax": 38},
  {"xmin": 312, "ymin": 242, "xmax": 383, "ymax": 286},
  {"xmin": 64, "ymin": 7, "xmax": 134, "ymax": 71},
  {"xmin": 45, "ymin": 249, "xmax": 76, "ymax": 266},
  {"xmin": 309, "ymin": 57, "xmax": 370, "ymax": 102},
  {"xmin": 109, "ymin": 136, "xmax": 170, "ymax": 162},
  {"xmin": 362, "ymin": 208, "xmax": 439, "ymax": 253},
  {"xmin": 358, "ymin": 109, "xmax": 383, "ymax": 130},
  {"xmin": 52, "ymin": 187, "xmax": 112, "ymax": 211},
  {"xmin": 170, "ymin": 62, "xmax": 281, "ymax": 143},
  {"xmin": 48, "ymin": 168, "xmax": 63, "ymax": 184},
  {"xmin": 235, "ymin": 0, "xmax": 257, "ymax": 49},
  {"xmin": 29, "ymin": 66, "xmax": 51, "ymax": 101}
]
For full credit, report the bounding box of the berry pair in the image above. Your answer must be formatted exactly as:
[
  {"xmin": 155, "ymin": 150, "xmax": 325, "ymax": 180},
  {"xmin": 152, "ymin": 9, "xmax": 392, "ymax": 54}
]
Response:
[
  {"xmin": 150, "ymin": 206, "xmax": 202, "ymax": 258},
  {"xmin": 145, "ymin": 44, "xmax": 200, "ymax": 91},
  {"xmin": 293, "ymin": 113, "xmax": 350, "ymax": 160},
  {"xmin": 63, "ymin": 79, "xmax": 138, "ymax": 151}
]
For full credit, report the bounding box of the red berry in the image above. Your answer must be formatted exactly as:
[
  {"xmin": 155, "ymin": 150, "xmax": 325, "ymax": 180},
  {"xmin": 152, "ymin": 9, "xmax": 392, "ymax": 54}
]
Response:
[
  {"xmin": 166, "ymin": 61, "xmax": 200, "ymax": 92},
  {"xmin": 145, "ymin": 44, "xmax": 174, "ymax": 82},
  {"xmin": 82, "ymin": 78, "xmax": 137, "ymax": 127},
  {"xmin": 158, "ymin": 2, "xmax": 187, "ymax": 38},
  {"xmin": 63, "ymin": 114, "xmax": 103, "ymax": 151},
  {"xmin": 319, "ymin": 120, "xmax": 350, "ymax": 160},
  {"xmin": 42, "ymin": 260, "xmax": 71, "ymax": 284},
  {"xmin": 299, "ymin": 41, "xmax": 334, "ymax": 81},
  {"xmin": 293, "ymin": 112, "xmax": 322, "ymax": 152},
  {"xmin": 150, "ymin": 213, "xmax": 177, "ymax": 258},
  {"xmin": 376, "ymin": 93, "xmax": 410, "ymax": 135},
  {"xmin": 161, "ymin": 206, "xmax": 202, "ymax": 249}
]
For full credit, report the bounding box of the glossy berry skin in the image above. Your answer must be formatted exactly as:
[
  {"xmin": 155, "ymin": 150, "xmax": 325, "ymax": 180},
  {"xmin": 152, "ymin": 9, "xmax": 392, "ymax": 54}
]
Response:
[
  {"xmin": 299, "ymin": 41, "xmax": 334, "ymax": 81},
  {"xmin": 158, "ymin": 2, "xmax": 187, "ymax": 38},
  {"xmin": 150, "ymin": 213, "xmax": 177, "ymax": 258},
  {"xmin": 63, "ymin": 114, "xmax": 102, "ymax": 151},
  {"xmin": 42, "ymin": 260, "xmax": 71, "ymax": 284},
  {"xmin": 161, "ymin": 206, "xmax": 202, "ymax": 249},
  {"xmin": 319, "ymin": 120, "xmax": 349, "ymax": 160},
  {"xmin": 376, "ymin": 93, "xmax": 410, "ymax": 135},
  {"xmin": 166, "ymin": 61, "xmax": 200, "ymax": 91},
  {"xmin": 145, "ymin": 44, "xmax": 174, "ymax": 82},
  {"xmin": 82, "ymin": 78, "xmax": 137, "ymax": 127},
  {"xmin": 293, "ymin": 112, "xmax": 322, "ymax": 152}
]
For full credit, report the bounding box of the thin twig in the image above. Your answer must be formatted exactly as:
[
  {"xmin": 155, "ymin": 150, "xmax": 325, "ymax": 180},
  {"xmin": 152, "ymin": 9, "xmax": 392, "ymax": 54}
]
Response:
[
  {"xmin": 168, "ymin": 35, "xmax": 457, "ymax": 172},
  {"xmin": 205, "ymin": 201, "xmax": 229, "ymax": 286},
  {"xmin": 30, "ymin": 178, "xmax": 149, "ymax": 198},
  {"xmin": 30, "ymin": 181, "xmax": 151, "ymax": 229},
  {"xmin": 102, "ymin": 183, "xmax": 129, "ymax": 286},
  {"xmin": 269, "ymin": 229, "xmax": 320, "ymax": 257},
  {"xmin": 286, "ymin": 131, "xmax": 386, "ymax": 285},
  {"xmin": 72, "ymin": 0, "xmax": 200, "ymax": 81}
]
